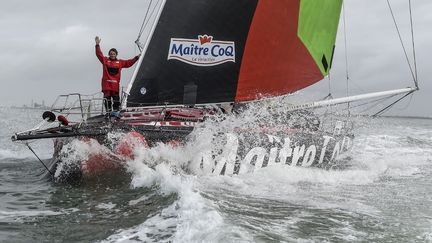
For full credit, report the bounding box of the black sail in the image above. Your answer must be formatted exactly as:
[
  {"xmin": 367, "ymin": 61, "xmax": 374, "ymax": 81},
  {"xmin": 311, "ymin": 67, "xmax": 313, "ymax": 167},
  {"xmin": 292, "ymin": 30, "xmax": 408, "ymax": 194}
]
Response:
[{"xmin": 127, "ymin": 0, "xmax": 258, "ymax": 107}]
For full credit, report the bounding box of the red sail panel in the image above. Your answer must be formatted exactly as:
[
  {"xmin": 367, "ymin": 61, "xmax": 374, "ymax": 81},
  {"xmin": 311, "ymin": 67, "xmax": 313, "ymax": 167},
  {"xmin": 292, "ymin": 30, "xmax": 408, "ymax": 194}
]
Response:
[{"xmin": 236, "ymin": 0, "xmax": 323, "ymax": 102}]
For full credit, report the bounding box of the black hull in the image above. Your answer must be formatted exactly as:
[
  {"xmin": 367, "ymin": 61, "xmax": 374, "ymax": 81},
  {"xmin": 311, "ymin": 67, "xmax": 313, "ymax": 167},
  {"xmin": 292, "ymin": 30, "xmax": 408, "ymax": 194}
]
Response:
[
  {"xmin": 14, "ymin": 109, "xmax": 354, "ymax": 182},
  {"xmin": 190, "ymin": 130, "xmax": 354, "ymax": 175},
  {"xmin": 44, "ymin": 124, "xmax": 353, "ymax": 183}
]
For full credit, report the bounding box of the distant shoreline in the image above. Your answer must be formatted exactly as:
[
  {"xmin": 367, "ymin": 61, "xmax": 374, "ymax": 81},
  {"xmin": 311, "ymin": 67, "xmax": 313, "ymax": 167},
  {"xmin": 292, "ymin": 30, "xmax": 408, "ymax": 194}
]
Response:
[{"xmin": 5, "ymin": 106, "xmax": 50, "ymax": 110}]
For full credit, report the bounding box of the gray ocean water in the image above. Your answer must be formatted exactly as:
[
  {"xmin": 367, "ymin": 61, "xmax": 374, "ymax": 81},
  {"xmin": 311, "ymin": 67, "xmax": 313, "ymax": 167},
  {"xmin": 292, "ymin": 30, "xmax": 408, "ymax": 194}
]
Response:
[{"xmin": 1, "ymin": 106, "xmax": 431, "ymax": 242}]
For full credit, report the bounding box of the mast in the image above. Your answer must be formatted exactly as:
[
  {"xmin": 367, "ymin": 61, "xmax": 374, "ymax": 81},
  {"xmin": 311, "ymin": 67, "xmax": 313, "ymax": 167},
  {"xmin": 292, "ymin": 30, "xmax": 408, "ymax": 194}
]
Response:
[{"xmin": 122, "ymin": 0, "xmax": 167, "ymax": 110}]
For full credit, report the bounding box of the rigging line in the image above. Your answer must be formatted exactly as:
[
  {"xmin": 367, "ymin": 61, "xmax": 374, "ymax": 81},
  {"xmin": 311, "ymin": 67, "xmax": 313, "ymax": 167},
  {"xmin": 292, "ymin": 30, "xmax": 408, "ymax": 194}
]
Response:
[
  {"xmin": 137, "ymin": 0, "xmax": 161, "ymax": 41},
  {"xmin": 351, "ymin": 95, "xmax": 396, "ymax": 110},
  {"xmin": 355, "ymin": 95, "xmax": 400, "ymax": 114},
  {"xmin": 342, "ymin": 1, "xmax": 349, "ymax": 91},
  {"xmin": 386, "ymin": 0, "xmax": 416, "ymax": 82},
  {"xmin": 137, "ymin": 0, "xmax": 154, "ymax": 41},
  {"xmin": 314, "ymin": 94, "xmax": 398, "ymax": 116},
  {"xmin": 327, "ymin": 72, "xmax": 332, "ymax": 98},
  {"xmin": 316, "ymin": 93, "xmax": 397, "ymax": 117},
  {"xmin": 322, "ymin": 94, "xmax": 397, "ymax": 115},
  {"xmin": 25, "ymin": 143, "xmax": 54, "ymax": 176},
  {"xmin": 408, "ymin": 0, "xmax": 419, "ymax": 87},
  {"xmin": 317, "ymin": 93, "xmax": 399, "ymax": 116},
  {"xmin": 322, "ymin": 93, "xmax": 333, "ymax": 100},
  {"xmin": 394, "ymin": 91, "xmax": 414, "ymax": 110},
  {"xmin": 342, "ymin": 1, "xmax": 350, "ymax": 115},
  {"xmin": 135, "ymin": 1, "xmax": 162, "ymax": 52},
  {"xmin": 372, "ymin": 91, "xmax": 414, "ymax": 117}
]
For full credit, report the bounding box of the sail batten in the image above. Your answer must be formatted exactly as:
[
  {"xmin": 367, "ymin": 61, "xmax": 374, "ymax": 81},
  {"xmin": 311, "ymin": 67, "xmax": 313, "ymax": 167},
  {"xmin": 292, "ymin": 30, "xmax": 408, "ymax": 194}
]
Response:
[{"xmin": 126, "ymin": 0, "xmax": 343, "ymax": 108}]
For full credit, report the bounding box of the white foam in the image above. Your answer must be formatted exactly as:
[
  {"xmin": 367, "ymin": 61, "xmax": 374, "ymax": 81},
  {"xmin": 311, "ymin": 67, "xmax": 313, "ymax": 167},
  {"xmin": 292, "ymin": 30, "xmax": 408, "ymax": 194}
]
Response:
[
  {"xmin": 104, "ymin": 160, "xmax": 254, "ymax": 242},
  {"xmin": 96, "ymin": 202, "xmax": 117, "ymax": 210},
  {"xmin": 0, "ymin": 210, "xmax": 63, "ymax": 221},
  {"xmin": 128, "ymin": 195, "xmax": 151, "ymax": 206},
  {"xmin": 102, "ymin": 109, "xmax": 431, "ymax": 242},
  {"xmin": 351, "ymin": 132, "xmax": 432, "ymax": 179},
  {"xmin": 54, "ymin": 138, "xmax": 114, "ymax": 177},
  {"xmin": 416, "ymin": 219, "xmax": 432, "ymax": 242},
  {"xmin": 418, "ymin": 232, "xmax": 432, "ymax": 242},
  {"xmin": 107, "ymin": 137, "xmax": 389, "ymax": 242}
]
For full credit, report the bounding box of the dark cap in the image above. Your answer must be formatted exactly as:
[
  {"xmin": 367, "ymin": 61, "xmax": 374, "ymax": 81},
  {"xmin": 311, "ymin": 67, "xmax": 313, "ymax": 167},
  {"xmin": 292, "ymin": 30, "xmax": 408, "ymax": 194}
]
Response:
[{"xmin": 108, "ymin": 48, "xmax": 118, "ymax": 55}]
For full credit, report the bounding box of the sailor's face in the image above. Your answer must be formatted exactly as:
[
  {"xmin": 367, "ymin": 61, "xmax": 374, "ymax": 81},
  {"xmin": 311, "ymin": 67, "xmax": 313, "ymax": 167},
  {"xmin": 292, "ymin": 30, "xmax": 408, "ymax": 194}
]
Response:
[{"xmin": 109, "ymin": 51, "xmax": 117, "ymax": 60}]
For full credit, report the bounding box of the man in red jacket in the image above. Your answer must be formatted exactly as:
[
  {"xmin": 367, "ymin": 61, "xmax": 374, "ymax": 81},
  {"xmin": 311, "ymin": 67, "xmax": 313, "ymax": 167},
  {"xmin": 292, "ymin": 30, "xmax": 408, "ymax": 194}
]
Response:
[{"xmin": 95, "ymin": 36, "xmax": 140, "ymax": 112}]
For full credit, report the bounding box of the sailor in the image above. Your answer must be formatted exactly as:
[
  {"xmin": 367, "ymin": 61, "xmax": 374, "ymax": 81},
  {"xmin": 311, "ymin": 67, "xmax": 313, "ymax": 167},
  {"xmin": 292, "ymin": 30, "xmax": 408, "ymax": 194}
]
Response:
[{"xmin": 95, "ymin": 36, "xmax": 140, "ymax": 111}]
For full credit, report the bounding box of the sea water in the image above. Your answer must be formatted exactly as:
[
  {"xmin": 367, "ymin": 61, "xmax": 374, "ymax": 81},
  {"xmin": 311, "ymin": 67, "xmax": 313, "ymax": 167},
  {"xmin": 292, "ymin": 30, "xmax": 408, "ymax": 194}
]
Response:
[{"xmin": 0, "ymin": 106, "xmax": 431, "ymax": 242}]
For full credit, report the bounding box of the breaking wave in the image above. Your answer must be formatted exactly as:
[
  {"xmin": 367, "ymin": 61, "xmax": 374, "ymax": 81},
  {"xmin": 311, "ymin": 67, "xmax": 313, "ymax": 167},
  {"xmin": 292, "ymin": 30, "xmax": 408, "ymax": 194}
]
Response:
[
  {"xmin": 100, "ymin": 115, "xmax": 432, "ymax": 242},
  {"xmin": 29, "ymin": 103, "xmax": 431, "ymax": 242},
  {"xmin": 103, "ymin": 163, "xmax": 241, "ymax": 242}
]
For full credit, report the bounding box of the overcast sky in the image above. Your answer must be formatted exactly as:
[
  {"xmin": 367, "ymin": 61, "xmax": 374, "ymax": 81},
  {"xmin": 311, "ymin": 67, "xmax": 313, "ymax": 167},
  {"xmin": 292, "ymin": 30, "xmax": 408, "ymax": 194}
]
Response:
[{"xmin": 0, "ymin": 0, "xmax": 430, "ymax": 117}]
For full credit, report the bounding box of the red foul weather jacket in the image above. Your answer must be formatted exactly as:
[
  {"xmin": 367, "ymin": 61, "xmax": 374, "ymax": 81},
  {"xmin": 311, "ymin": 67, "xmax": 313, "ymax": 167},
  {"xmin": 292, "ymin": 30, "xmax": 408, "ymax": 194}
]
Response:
[{"xmin": 95, "ymin": 45, "xmax": 139, "ymax": 96}]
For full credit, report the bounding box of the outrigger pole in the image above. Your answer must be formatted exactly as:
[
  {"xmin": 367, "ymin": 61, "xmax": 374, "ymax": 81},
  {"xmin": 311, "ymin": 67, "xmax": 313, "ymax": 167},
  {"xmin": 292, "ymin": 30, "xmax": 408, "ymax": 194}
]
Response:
[
  {"xmin": 12, "ymin": 129, "xmax": 108, "ymax": 141},
  {"xmin": 286, "ymin": 87, "xmax": 418, "ymax": 111}
]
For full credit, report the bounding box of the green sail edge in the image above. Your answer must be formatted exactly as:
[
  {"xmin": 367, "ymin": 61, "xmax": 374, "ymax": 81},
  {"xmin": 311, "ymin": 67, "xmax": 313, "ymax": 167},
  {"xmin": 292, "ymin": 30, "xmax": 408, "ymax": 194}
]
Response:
[{"xmin": 298, "ymin": 0, "xmax": 343, "ymax": 76}]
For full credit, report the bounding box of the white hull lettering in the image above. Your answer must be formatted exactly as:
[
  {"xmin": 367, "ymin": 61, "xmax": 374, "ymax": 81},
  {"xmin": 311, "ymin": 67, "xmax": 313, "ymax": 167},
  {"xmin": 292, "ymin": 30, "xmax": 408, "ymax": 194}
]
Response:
[
  {"xmin": 291, "ymin": 145, "xmax": 306, "ymax": 166},
  {"xmin": 279, "ymin": 137, "xmax": 293, "ymax": 164},
  {"xmin": 318, "ymin": 136, "xmax": 332, "ymax": 164},
  {"xmin": 331, "ymin": 142, "xmax": 341, "ymax": 161},
  {"xmin": 239, "ymin": 147, "xmax": 267, "ymax": 174},
  {"xmin": 213, "ymin": 133, "xmax": 238, "ymax": 175},
  {"xmin": 191, "ymin": 133, "xmax": 353, "ymax": 175},
  {"xmin": 302, "ymin": 145, "xmax": 317, "ymax": 167}
]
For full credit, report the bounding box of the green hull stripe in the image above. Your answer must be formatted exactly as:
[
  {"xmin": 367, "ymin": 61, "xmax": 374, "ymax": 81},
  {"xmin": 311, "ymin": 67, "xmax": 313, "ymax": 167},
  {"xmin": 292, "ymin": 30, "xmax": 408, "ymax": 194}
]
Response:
[{"xmin": 298, "ymin": 0, "xmax": 343, "ymax": 76}]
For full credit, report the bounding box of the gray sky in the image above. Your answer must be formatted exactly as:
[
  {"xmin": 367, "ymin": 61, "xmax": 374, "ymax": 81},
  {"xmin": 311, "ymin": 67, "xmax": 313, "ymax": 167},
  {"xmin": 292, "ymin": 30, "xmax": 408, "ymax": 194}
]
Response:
[{"xmin": 0, "ymin": 0, "xmax": 430, "ymax": 117}]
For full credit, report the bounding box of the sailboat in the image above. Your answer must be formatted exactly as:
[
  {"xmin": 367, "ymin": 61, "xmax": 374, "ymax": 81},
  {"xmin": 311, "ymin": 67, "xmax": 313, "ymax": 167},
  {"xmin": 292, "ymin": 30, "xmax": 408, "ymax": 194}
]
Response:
[{"xmin": 11, "ymin": 0, "xmax": 418, "ymax": 181}]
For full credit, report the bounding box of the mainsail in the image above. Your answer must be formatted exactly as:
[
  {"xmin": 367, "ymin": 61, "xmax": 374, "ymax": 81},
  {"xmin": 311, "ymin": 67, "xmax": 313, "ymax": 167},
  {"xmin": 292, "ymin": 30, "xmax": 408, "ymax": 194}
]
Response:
[{"xmin": 125, "ymin": 0, "xmax": 343, "ymax": 107}]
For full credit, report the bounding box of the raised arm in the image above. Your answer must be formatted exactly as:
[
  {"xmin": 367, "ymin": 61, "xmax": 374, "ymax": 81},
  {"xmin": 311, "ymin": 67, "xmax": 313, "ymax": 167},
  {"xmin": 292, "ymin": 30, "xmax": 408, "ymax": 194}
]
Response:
[
  {"xmin": 95, "ymin": 36, "xmax": 104, "ymax": 63},
  {"xmin": 121, "ymin": 55, "xmax": 140, "ymax": 68}
]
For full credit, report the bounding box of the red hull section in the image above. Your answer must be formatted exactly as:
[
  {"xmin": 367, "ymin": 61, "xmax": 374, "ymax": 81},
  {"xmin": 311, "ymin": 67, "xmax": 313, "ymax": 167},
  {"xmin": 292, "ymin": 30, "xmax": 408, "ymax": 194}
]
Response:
[
  {"xmin": 79, "ymin": 132, "xmax": 148, "ymax": 177},
  {"xmin": 81, "ymin": 153, "xmax": 126, "ymax": 177}
]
